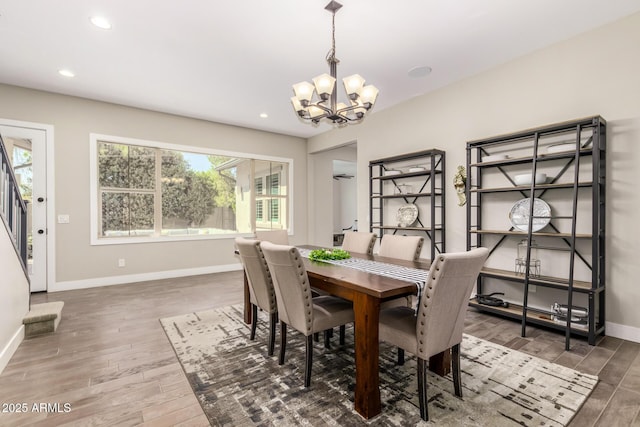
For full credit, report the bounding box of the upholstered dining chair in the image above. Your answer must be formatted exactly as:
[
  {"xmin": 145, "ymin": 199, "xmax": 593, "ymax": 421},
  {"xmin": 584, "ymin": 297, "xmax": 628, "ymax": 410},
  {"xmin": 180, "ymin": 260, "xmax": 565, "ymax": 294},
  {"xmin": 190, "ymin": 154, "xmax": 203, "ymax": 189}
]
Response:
[
  {"xmin": 260, "ymin": 241, "xmax": 355, "ymax": 387},
  {"xmin": 341, "ymin": 231, "xmax": 377, "ymax": 255},
  {"xmin": 377, "ymin": 234, "xmax": 424, "ymax": 261},
  {"xmin": 378, "ymin": 247, "xmax": 489, "ymax": 421},
  {"xmin": 255, "ymin": 229, "xmax": 289, "ymax": 245},
  {"xmin": 235, "ymin": 238, "xmax": 278, "ymax": 356},
  {"xmin": 377, "ymin": 234, "xmax": 425, "ymax": 308}
]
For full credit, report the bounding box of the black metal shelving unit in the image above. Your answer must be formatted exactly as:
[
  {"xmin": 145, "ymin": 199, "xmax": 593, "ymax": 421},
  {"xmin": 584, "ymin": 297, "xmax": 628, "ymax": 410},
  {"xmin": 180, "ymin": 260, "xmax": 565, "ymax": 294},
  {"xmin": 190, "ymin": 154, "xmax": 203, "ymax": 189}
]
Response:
[
  {"xmin": 466, "ymin": 116, "xmax": 606, "ymax": 349},
  {"xmin": 369, "ymin": 149, "xmax": 445, "ymax": 261}
]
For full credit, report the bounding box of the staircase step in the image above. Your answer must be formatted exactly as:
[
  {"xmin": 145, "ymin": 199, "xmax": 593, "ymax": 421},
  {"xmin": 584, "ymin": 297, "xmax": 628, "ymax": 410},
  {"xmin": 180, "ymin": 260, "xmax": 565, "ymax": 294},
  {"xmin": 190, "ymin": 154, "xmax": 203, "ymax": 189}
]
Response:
[{"xmin": 23, "ymin": 301, "xmax": 64, "ymax": 338}]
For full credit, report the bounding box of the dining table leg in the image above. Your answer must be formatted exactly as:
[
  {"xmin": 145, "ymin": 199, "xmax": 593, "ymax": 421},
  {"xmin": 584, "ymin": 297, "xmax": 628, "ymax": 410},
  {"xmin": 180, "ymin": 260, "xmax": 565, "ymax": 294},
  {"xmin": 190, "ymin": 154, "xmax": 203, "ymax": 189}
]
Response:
[
  {"xmin": 429, "ymin": 349, "xmax": 451, "ymax": 376},
  {"xmin": 353, "ymin": 292, "xmax": 382, "ymax": 419}
]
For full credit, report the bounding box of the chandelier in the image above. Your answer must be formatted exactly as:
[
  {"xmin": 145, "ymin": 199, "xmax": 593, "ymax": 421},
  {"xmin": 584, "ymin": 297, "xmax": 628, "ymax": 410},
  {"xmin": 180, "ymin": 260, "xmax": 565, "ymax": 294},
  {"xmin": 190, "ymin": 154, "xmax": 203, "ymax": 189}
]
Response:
[{"xmin": 291, "ymin": 1, "xmax": 379, "ymax": 125}]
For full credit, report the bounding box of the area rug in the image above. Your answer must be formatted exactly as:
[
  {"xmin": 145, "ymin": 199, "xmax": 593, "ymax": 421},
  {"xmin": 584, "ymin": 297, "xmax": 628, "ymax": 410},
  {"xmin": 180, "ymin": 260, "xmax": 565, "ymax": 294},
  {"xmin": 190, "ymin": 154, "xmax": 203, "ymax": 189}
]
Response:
[{"xmin": 160, "ymin": 305, "xmax": 598, "ymax": 426}]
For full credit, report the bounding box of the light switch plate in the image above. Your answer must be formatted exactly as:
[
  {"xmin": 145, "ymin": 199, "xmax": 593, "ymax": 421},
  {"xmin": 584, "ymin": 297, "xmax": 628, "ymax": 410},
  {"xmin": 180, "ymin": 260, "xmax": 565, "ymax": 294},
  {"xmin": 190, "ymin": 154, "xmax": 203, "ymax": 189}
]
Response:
[{"xmin": 57, "ymin": 214, "xmax": 70, "ymax": 224}]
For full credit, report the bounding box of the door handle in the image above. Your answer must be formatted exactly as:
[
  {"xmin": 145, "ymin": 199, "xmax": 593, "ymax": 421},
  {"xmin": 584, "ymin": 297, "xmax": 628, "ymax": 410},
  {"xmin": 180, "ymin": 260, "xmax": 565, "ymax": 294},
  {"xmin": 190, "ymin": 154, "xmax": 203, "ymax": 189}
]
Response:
[
  {"xmin": 37, "ymin": 197, "xmax": 45, "ymax": 202},
  {"xmin": 37, "ymin": 229, "xmax": 45, "ymax": 234}
]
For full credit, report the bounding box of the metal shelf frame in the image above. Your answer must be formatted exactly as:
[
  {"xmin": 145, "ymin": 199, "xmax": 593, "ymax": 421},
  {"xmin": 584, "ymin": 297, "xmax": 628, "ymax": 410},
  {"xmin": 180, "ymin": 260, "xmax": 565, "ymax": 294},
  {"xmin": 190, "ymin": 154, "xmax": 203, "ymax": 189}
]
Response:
[
  {"xmin": 466, "ymin": 116, "xmax": 606, "ymax": 349},
  {"xmin": 369, "ymin": 149, "xmax": 446, "ymax": 261}
]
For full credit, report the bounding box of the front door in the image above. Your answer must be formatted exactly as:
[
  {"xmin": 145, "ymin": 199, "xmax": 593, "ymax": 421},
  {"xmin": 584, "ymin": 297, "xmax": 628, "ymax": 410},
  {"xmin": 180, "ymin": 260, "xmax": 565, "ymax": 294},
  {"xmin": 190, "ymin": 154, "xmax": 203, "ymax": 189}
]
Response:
[{"xmin": 0, "ymin": 123, "xmax": 48, "ymax": 292}]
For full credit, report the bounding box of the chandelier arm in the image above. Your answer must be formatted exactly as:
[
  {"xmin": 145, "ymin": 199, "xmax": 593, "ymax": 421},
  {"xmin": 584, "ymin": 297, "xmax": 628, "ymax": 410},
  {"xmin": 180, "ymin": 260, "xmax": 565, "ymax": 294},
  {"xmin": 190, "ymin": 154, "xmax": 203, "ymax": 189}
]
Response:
[
  {"xmin": 337, "ymin": 112, "xmax": 364, "ymax": 122},
  {"xmin": 336, "ymin": 103, "xmax": 369, "ymax": 114},
  {"xmin": 309, "ymin": 102, "xmax": 334, "ymax": 115}
]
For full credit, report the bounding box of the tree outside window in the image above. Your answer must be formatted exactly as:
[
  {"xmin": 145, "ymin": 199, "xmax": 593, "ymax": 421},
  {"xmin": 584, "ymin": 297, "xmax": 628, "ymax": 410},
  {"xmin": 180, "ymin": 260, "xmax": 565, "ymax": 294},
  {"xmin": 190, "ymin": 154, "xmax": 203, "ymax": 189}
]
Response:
[{"xmin": 94, "ymin": 137, "xmax": 290, "ymax": 241}]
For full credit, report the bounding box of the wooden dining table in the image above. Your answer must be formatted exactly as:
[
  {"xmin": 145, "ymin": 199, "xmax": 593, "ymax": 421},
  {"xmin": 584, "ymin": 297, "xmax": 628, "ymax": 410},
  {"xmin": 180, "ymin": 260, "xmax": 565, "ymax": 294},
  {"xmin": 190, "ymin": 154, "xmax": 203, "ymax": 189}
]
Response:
[{"xmin": 241, "ymin": 245, "xmax": 449, "ymax": 420}]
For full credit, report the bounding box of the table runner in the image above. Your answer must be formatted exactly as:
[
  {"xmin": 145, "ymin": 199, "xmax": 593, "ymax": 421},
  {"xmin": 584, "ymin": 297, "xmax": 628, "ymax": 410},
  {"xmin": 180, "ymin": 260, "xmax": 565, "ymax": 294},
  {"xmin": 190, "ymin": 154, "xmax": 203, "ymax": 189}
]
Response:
[{"xmin": 298, "ymin": 248, "xmax": 429, "ymax": 307}]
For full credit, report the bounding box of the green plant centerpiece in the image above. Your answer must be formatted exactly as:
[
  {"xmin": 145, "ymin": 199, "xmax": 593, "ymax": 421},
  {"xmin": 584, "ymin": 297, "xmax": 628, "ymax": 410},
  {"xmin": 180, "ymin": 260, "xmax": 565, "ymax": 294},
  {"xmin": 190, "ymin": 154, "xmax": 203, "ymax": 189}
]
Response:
[{"xmin": 308, "ymin": 248, "xmax": 351, "ymax": 261}]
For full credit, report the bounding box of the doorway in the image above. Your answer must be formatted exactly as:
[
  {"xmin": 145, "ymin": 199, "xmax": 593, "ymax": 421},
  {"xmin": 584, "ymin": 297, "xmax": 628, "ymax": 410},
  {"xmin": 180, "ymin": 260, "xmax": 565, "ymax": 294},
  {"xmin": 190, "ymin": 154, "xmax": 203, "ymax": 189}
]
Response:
[
  {"xmin": 333, "ymin": 159, "xmax": 357, "ymax": 246},
  {"xmin": 308, "ymin": 142, "xmax": 357, "ymax": 247},
  {"xmin": 0, "ymin": 121, "xmax": 50, "ymax": 292}
]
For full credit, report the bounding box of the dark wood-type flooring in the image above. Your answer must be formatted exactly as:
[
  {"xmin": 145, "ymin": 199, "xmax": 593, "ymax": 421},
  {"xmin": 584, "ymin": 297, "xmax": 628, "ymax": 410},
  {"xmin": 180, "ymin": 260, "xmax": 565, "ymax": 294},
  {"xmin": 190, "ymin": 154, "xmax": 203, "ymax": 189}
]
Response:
[{"xmin": 0, "ymin": 271, "xmax": 638, "ymax": 426}]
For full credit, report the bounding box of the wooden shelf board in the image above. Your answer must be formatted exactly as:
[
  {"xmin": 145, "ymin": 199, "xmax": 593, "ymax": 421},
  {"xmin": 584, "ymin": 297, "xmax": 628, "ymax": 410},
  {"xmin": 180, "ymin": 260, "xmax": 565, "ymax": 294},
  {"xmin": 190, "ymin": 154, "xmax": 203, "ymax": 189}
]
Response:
[
  {"xmin": 470, "ymin": 229, "xmax": 591, "ymax": 238},
  {"xmin": 469, "ymin": 298, "xmax": 596, "ymax": 335},
  {"xmin": 469, "ymin": 148, "xmax": 594, "ymax": 167},
  {"xmin": 479, "ymin": 267, "xmax": 593, "ymax": 291},
  {"xmin": 371, "ymin": 192, "xmax": 441, "ymax": 199},
  {"xmin": 470, "ymin": 182, "xmax": 592, "ymax": 193},
  {"xmin": 372, "ymin": 170, "xmax": 442, "ymax": 181},
  {"xmin": 370, "ymin": 149, "xmax": 445, "ymax": 165},
  {"xmin": 372, "ymin": 226, "xmax": 442, "ymax": 232}
]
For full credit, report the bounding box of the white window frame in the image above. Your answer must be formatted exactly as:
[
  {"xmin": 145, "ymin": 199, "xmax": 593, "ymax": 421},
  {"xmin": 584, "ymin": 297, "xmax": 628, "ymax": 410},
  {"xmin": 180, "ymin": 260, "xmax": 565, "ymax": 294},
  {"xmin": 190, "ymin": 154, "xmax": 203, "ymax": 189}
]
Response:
[
  {"xmin": 89, "ymin": 133, "xmax": 294, "ymax": 245},
  {"xmin": 255, "ymin": 171, "xmax": 285, "ymax": 229}
]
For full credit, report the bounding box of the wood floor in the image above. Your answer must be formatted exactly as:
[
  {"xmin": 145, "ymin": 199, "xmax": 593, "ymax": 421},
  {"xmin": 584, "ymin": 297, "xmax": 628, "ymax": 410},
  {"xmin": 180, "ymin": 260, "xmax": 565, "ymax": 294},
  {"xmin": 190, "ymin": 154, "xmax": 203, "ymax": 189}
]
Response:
[{"xmin": 0, "ymin": 271, "xmax": 638, "ymax": 426}]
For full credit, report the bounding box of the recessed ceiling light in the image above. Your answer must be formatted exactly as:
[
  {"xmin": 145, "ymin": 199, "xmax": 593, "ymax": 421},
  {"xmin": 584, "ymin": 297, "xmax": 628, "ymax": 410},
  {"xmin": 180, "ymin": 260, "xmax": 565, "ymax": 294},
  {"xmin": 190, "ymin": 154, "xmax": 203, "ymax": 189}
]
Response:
[
  {"xmin": 259, "ymin": 113, "xmax": 268, "ymax": 119},
  {"xmin": 58, "ymin": 69, "xmax": 75, "ymax": 78},
  {"xmin": 90, "ymin": 16, "xmax": 112, "ymax": 30},
  {"xmin": 408, "ymin": 66, "xmax": 432, "ymax": 78}
]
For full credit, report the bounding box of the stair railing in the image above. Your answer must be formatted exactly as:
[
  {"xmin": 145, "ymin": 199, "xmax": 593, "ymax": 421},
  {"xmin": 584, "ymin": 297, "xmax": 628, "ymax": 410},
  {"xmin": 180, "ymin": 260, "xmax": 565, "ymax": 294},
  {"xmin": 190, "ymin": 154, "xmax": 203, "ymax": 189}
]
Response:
[{"xmin": 0, "ymin": 133, "xmax": 29, "ymax": 276}]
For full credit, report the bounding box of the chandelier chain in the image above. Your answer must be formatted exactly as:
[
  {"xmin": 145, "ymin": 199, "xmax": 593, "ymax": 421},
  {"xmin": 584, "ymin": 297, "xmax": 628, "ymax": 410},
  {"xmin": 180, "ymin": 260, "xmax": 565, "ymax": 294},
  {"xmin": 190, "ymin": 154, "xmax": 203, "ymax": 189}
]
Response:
[{"xmin": 326, "ymin": 8, "xmax": 337, "ymax": 63}]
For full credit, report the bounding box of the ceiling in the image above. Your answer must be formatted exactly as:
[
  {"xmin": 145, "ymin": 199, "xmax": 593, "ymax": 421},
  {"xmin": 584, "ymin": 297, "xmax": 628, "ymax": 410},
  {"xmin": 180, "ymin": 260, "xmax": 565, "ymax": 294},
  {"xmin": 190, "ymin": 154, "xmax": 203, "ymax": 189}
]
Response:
[{"xmin": 1, "ymin": 1, "xmax": 639, "ymax": 139}]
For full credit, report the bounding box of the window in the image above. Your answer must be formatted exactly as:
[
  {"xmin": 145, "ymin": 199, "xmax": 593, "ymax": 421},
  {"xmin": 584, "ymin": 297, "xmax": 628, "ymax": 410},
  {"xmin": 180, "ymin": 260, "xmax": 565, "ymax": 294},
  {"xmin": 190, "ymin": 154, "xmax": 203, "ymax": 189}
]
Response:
[
  {"xmin": 254, "ymin": 161, "xmax": 287, "ymax": 231},
  {"xmin": 98, "ymin": 143, "xmax": 155, "ymax": 237},
  {"xmin": 255, "ymin": 178, "xmax": 264, "ymax": 222},
  {"xmin": 90, "ymin": 134, "xmax": 292, "ymax": 244},
  {"xmin": 12, "ymin": 142, "xmax": 33, "ymax": 201}
]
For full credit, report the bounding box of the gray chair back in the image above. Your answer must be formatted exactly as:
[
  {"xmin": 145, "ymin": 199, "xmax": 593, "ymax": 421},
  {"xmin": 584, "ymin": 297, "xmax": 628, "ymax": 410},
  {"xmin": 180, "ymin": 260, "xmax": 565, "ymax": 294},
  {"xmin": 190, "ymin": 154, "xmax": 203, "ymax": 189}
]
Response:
[
  {"xmin": 341, "ymin": 231, "xmax": 376, "ymax": 255},
  {"xmin": 415, "ymin": 247, "xmax": 489, "ymax": 359},
  {"xmin": 235, "ymin": 238, "xmax": 277, "ymax": 314},
  {"xmin": 378, "ymin": 234, "xmax": 424, "ymax": 261},
  {"xmin": 260, "ymin": 241, "xmax": 314, "ymax": 336}
]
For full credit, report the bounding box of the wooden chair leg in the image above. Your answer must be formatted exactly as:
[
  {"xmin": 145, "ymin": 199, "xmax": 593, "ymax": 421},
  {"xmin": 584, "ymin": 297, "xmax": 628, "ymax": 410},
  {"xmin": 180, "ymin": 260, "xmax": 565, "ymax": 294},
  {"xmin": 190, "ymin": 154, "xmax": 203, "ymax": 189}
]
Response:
[
  {"xmin": 417, "ymin": 357, "xmax": 429, "ymax": 421},
  {"xmin": 279, "ymin": 323, "xmax": 287, "ymax": 365},
  {"xmin": 250, "ymin": 304, "xmax": 258, "ymax": 340},
  {"xmin": 397, "ymin": 347, "xmax": 405, "ymax": 365},
  {"xmin": 305, "ymin": 335, "xmax": 313, "ymax": 388},
  {"xmin": 339, "ymin": 325, "xmax": 346, "ymax": 345},
  {"xmin": 324, "ymin": 330, "xmax": 331, "ymax": 349},
  {"xmin": 268, "ymin": 312, "xmax": 277, "ymax": 356},
  {"xmin": 452, "ymin": 343, "xmax": 462, "ymax": 397},
  {"xmin": 313, "ymin": 332, "xmax": 319, "ymax": 342}
]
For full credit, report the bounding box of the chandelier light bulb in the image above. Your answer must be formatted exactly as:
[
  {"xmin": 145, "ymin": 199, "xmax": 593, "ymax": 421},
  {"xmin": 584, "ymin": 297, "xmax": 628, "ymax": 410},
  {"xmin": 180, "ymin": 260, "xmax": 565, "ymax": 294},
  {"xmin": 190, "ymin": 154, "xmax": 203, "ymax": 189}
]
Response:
[
  {"xmin": 360, "ymin": 85, "xmax": 379, "ymax": 106},
  {"xmin": 343, "ymin": 74, "xmax": 365, "ymax": 98},
  {"xmin": 312, "ymin": 73, "xmax": 336, "ymax": 100},
  {"xmin": 292, "ymin": 81, "xmax": 315, "ymax": 104},
  {"xmin": 308, "ymin": 105, "xmax": 325, "ymax": 119}
]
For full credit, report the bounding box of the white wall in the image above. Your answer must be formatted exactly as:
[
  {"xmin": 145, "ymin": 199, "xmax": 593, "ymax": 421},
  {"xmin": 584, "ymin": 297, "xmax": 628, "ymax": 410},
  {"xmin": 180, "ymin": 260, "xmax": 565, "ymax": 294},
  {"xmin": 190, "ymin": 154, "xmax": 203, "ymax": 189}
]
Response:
[
  {"xmin": 0, "ymin": 225, "xmax": 29, "ymax": 373},
  {"xmin": 308, "ymin": 12, "xmax": 640, "ymax": 342},
  {"xmin": 0, "ymin": 84, "xmax": 308, "ymax": 291}
]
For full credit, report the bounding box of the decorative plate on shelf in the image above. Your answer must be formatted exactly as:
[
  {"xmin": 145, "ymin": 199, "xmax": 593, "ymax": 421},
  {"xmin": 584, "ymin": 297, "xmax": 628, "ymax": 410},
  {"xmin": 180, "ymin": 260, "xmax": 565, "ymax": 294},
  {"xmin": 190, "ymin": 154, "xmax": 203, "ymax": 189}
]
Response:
[
  {"xmin": 396, "ymin": 204, "xmax": 418, "ymax": 227},
  {"xmin": 508, "ymin": 198, "xmax": 551, "ymax": 232}
]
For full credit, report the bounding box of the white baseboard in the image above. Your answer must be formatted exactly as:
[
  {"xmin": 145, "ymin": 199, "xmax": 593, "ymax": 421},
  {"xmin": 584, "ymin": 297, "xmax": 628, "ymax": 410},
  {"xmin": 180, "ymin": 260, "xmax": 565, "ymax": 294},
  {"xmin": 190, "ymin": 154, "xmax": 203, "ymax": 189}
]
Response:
[
  {"xmin": 605, "ymin": 321, "xmax": 640, "ymax": 344},
  {"xmin": 51, "ymin": 263, "xmax": 243, "ymax": 292},
  {"xmin": 0, "ymin": 325, "xmax": 24, "ymax": 374}
]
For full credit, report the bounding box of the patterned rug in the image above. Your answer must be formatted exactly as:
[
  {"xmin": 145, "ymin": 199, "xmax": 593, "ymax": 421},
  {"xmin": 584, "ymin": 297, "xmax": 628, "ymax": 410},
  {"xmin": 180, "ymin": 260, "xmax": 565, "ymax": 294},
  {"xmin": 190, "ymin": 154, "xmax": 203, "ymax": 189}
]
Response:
[{"xmin": 160, "ymin": 305, "xmax": 598, "ymax": 426}]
